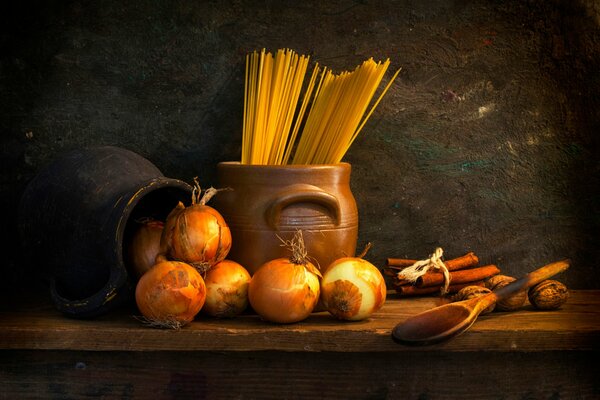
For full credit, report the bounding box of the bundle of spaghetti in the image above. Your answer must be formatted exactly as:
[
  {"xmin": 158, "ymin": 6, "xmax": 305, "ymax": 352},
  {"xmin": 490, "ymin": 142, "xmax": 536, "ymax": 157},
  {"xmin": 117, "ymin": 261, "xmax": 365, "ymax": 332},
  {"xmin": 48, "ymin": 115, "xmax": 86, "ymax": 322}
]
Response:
[
  {"xmin": 242, "ymin": 48, "xmax": 319, "ymax": 165},
  {"xmin": 291, "ymin": 58, "xmax": 400, "ymax": 165}
]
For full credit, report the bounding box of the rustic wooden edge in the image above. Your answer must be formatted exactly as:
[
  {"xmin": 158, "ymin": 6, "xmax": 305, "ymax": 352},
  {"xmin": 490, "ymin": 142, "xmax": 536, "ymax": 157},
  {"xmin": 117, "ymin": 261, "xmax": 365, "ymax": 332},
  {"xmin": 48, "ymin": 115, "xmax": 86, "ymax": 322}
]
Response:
[{"xmin": 1, "ymin": 349, "xmax": 598, "ymax": 399}]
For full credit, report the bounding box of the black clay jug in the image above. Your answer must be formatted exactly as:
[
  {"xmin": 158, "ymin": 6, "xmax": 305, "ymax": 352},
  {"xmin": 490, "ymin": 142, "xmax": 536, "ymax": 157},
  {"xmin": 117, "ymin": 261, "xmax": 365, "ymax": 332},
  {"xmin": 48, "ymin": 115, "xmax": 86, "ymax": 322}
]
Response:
[{"xmin": 18, "ymin": 146, "xmax": 192, "ymax": 318}]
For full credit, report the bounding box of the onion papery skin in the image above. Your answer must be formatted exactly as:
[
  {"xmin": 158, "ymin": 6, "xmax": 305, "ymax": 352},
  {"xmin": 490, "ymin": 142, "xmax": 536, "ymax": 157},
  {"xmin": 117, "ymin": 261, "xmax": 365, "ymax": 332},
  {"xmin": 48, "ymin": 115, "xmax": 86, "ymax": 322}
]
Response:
[
  {"xmin": 203, "ymin": 260, "xmax": 251, "ymax": 318},
  {"xmin": 321, "ymin": 257, "xmax": 386, "ymax": 321},
  {"xmin": 248, "ymin": 258, "xmax": 320, "ymax": 324},
  {"xmin": 135, "ymin": 261, "xmax": 206, "ymax": 327},
  {"xmin": 162, "ymin": 202, "xmax": 232, "ymax": 270},
  {"xmin": 127, "ymin": 220, "xmax": 164, "ymax": 279}
]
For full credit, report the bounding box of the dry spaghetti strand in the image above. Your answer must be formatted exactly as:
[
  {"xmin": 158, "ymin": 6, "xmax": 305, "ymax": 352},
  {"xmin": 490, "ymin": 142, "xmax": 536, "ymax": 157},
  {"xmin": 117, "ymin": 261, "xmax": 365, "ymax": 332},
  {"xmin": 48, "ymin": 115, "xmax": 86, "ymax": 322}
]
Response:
[
  {"xmin": 292, "ymin": 58, "xmax": 399, "ymax": 165},
  {"xmin": 242, "ymin": 49, "xmax": 399, "ymax": 165},
  {"xmin": 242, "ymin": 48, "xmax": 318, "ymax": 165}
]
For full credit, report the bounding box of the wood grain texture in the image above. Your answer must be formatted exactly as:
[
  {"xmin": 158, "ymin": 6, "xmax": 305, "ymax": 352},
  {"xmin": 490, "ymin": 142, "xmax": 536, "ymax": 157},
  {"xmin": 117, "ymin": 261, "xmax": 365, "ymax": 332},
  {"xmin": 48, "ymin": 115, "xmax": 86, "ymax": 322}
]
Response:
[
  {"xmin": 0, "ymin": 350, "xmax": 598, "ymax": 399},
  {"xmin": 1, "ymin": 291, "xmax": 598, "ymax": 353}
]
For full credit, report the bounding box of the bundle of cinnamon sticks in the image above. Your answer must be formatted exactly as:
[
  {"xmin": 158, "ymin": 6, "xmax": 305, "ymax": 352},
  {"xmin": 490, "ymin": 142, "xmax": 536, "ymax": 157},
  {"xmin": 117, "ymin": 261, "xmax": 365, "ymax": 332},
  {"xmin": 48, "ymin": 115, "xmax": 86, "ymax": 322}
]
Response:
[{"xmin": 384, "ymin": 252, "xmax": 501, "ymax": 296}]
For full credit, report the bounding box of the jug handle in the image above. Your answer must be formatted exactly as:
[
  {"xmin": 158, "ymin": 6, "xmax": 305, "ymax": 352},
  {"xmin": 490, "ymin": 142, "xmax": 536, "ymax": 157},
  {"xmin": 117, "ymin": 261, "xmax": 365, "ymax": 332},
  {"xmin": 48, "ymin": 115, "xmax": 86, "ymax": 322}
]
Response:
[
  {"xmin": 50, "ymin": 264, "xmax": 130, "ymax": 318},
  {"xmin": 265, "ymin": 183, "xmax": 341, "ymax": 230}
]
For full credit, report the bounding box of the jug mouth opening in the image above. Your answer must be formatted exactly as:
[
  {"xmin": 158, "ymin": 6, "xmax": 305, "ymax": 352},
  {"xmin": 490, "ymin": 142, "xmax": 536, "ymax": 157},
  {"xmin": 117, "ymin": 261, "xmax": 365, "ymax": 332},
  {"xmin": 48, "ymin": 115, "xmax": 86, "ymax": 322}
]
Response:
[
  {"xmin": 52, "ymin": 261, "xmax": 110, "ymax": 301},
  {"xmin": 50, "ymin": 178, "xmax": 192, "ymax": 318},
  {"xmin": 118, "ymin": 178, "xmax": 192, "ymax": 281},
  {"xmin": 51, "ymin": 178, "xmax": 192, "ymax": 317}
]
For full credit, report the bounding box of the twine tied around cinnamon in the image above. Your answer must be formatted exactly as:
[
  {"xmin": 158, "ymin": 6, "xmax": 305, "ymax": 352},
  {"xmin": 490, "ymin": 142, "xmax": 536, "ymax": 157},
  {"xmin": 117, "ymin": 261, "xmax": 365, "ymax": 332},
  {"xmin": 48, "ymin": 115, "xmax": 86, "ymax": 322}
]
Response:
[{"xmin": 397, "ymin": 247, "xmax": 451, "ymax": 295}]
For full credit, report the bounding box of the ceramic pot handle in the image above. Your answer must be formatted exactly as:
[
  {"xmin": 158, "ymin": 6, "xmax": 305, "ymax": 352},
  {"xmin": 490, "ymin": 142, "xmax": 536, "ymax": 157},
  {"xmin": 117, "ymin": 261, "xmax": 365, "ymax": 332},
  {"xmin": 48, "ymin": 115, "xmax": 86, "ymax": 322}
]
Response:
[{"xmin": 266, "ymin": 183, "xmax": 341, "ymax": 230}]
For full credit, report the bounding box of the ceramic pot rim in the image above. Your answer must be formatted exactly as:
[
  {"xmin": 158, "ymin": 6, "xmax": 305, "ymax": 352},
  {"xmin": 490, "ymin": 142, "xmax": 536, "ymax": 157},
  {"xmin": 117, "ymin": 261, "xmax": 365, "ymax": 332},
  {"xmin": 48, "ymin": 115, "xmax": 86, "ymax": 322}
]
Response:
[{"xmin": 218, "ymin": 161, "xmax": 351, "ymax": 170}]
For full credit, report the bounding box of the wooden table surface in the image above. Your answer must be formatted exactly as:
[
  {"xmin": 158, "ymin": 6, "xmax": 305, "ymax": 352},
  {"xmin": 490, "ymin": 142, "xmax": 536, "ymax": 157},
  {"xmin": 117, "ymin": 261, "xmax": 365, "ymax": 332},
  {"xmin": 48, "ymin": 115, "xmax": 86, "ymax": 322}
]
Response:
[
  {"xmin": 1, "ymin": 290, "xmax": 599, "ymax": 352},
  {"xmin": 1, "ymin": 291, "xmax": 599, "ymax": 399}
]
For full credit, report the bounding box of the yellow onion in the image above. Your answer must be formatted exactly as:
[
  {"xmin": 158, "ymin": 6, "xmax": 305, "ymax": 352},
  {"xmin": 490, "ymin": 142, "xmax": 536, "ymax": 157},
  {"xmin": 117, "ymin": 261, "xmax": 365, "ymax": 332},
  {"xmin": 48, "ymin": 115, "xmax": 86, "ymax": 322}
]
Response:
[
  {"xmin": 248, "ymin": 231, "xmax": 321, "ymax": 324},
  {"xmin": 321, "ymin": 257, "xmax": 386, "ymax": 321},
  {"xmin": 202, "ymin": 260, "xmax": 251, "ymax": 318},
  {"xmin": 135, "ymin": 260, "xmax": 206, "ymax": 328},
  {"xmin": 127, "ymin": 220, "xmax": 164, "ymax": 279},
  {"xmin": 160, "ymin": 182, "xmax": 232, "ymax": 273}
]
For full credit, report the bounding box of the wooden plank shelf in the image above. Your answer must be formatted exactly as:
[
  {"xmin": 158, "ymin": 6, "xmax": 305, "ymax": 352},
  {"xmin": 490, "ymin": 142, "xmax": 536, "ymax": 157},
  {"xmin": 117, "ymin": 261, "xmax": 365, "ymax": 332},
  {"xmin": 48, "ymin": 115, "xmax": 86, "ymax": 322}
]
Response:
[
  {"xmin": 1, "ymin": 291, "xmax": 599, "ymax": 399},
  {"xmin": 1, "ymin": 291, "xmax": 598, "ymax": 353}
]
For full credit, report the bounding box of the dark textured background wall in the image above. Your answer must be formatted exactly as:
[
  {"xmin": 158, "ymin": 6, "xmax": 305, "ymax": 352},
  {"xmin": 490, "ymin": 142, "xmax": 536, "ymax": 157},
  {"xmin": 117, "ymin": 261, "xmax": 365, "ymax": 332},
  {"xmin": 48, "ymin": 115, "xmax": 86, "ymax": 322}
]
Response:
[{"xmin": 1, "ymin": 0, "xmax": 598, "ymax": 298}]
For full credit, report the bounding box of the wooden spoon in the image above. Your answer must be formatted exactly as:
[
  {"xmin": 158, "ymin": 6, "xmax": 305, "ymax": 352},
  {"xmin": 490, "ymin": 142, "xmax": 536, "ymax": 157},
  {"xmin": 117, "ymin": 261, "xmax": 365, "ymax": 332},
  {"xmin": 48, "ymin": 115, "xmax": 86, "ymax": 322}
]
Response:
[{"xmin": 392, "ymin": 259, "xmax": 570, "ymax": 346}]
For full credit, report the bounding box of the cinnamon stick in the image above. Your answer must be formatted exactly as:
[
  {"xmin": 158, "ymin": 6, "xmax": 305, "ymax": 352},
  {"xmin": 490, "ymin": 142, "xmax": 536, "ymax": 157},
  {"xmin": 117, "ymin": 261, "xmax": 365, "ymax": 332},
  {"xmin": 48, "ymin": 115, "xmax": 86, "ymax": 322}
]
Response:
[
  {"xmin": 416, "ymin": 264, "xmax": 500, "ymax": 288},
  {"xmin": 396, "ymin": 281, "xmax": 485, "ymax": 297},
  {"xmin": 386, "ymin": 251, "xmax": 479, "ymax": 271}
]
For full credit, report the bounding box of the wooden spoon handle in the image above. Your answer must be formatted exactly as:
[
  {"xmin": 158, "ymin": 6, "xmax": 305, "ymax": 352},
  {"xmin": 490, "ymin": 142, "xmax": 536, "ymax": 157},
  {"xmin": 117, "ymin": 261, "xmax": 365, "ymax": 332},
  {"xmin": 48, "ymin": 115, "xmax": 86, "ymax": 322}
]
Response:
[{"xmin": 493, "ymin": 259, "xmax": 570, "ymax": 301}]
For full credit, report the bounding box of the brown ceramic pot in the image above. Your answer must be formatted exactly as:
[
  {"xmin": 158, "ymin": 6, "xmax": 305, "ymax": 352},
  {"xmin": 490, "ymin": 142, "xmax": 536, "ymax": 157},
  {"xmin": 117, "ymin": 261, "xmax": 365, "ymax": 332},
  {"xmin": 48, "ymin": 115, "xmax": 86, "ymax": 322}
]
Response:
[{"xmin": 213, "ymin": 162, "xmax": 358, "ymax": 275}]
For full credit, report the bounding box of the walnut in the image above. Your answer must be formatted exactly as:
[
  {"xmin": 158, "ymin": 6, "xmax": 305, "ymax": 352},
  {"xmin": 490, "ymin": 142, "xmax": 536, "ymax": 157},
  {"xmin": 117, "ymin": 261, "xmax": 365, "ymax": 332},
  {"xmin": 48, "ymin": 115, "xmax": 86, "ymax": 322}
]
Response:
[
  {"xmin": 452, "ymin": 285, "xmax": 495, "ymax": 314},
  {"xmin": 528, "ymin": 280, "xmax": 569, "ymax": 310},
  {"xmin": 484, "ymin": 274, "xmax": 527, "ymax": 311}
]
